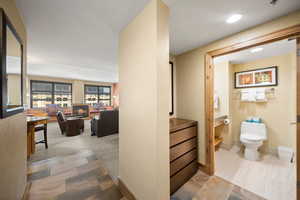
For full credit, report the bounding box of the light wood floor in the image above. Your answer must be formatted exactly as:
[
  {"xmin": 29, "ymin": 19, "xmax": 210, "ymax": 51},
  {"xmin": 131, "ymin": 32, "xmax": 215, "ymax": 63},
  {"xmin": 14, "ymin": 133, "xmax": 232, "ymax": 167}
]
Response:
[{"xmin": 215, "ymin": 146, "xmax": 296, "ymax": 200}]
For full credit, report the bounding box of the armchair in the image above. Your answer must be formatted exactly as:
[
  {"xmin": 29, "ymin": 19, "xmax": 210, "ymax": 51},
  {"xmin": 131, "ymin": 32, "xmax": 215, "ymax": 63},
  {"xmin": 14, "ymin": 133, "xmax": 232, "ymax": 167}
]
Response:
[
  {"xmin": 56, "ymin": 111, "xmax": 84, "ymax": 136},
  {"xmin": 91, "ymin": 110, "xmax": 119, "ymax": 137}
]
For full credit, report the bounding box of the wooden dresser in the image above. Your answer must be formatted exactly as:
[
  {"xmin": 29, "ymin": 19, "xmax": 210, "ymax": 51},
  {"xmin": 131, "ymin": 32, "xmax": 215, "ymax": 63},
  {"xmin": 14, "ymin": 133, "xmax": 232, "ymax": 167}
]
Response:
[{"xmin": 170, "ymin": 118, "xmax": 198, "ymax": 194}]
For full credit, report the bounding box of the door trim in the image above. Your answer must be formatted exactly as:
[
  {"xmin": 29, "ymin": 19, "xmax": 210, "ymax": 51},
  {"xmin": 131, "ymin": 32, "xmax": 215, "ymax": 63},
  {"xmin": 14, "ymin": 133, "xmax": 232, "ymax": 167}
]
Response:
[
  {"xmin": 204, "ymin": 24, "xmax": 300, "ymax": 176},
  {"xmin": 296, "ymin": 38, "xmax": 300, "ymax": 199}
]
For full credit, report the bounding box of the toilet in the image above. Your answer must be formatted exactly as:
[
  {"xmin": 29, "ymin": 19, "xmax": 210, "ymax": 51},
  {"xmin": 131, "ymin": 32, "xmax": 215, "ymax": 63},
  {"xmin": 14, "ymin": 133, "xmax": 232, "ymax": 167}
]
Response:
[{"xmin": 240, "ymin": 121, "xmax": 267, "ymax": 161}]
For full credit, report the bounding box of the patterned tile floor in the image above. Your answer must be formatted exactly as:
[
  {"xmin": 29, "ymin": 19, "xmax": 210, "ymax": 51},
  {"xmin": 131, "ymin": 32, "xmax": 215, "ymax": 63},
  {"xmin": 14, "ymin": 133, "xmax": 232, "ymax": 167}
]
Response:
[
  {"xmin": 26, "ymin": 121, "xmax": 123, "ymax": 200},
  {"xmin": 172, "ymin": 171, "xmax": 266, "ymax": 200},
  {"xmin": 27, "ymin": 121, "xmax": 267, "ymax": 200},
  {"xmin": 26, "ymin": 150, "xmax": 124, "ymax": 200}
]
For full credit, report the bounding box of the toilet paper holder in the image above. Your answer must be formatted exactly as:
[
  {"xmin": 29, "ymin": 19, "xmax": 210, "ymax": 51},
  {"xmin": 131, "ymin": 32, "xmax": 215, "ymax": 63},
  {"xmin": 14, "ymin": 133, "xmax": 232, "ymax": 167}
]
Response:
[{"xmin": 224, "ymin": 118, "xmax": 230, "ymax": 125}]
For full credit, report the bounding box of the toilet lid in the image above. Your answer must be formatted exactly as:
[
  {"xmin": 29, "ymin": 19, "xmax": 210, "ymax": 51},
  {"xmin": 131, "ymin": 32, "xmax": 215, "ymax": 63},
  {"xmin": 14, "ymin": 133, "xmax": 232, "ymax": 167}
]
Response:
[{"xmin": 241, "ymin": 134, "xmax": 263, "ymax": 141}]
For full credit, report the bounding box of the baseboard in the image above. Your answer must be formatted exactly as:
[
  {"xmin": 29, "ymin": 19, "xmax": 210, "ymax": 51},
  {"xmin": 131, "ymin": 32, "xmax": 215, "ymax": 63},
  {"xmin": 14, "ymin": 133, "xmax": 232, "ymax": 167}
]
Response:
[
  {"xmin": 22, "ymin": 182, "xmax": 31, "ymax": 200},
  {"xmin": 117, "ymin": 177, "xmax": 136, "ymax": 200},
  {"xmin": 198, "ymin": 162, "xmax": 211, "ymax": 175}
]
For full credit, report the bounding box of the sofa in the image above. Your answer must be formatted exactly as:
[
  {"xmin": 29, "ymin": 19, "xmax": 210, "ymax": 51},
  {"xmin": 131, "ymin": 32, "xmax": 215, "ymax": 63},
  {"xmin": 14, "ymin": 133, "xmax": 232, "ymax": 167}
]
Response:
[{"xmin": 91, "ymin": 110, "xmax": 119, "ymax": 137}]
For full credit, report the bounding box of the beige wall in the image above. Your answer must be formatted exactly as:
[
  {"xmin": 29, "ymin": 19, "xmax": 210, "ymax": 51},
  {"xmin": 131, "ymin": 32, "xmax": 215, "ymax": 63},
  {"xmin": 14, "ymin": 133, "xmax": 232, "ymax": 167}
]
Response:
[
  {"xmin": 7, "ymin": 74, "xmax": 22, "ymax": 105},
  {"xmin": 175, "ymin": 10, "xmax": 300, "ymax": 165},
  {"xmin": 214, "ymin": 61, "xmax": 231, "ymax": 118},
  {"xmin": 112, "ymin": 83, "xmax": 119, "ymax": 107},
  {"xmin": 231, "ymin": 52, "xmax": 296, "ymax": 153},
  {"xmin": 0, "ymin": 0, "xmax": 27, "ymax": 199},
  {"xmin": 27, "ymin": 75, "xmax": 116, "ymax": 106},
  {"xmin": 214, "ymin": 61, "xmax": 233, "ymax": 149},
  {"xmin": 119, "ymin": 0, "xmax": 170, "ymax": 199}
]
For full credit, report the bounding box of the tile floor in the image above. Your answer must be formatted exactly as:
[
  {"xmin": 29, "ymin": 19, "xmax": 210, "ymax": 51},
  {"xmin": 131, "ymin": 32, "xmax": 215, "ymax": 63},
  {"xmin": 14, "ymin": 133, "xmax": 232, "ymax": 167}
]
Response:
[
  {"xmin": 29, "ymin": 121, "xmax": 287, "ymax": 200},
  {"xmin": 30, "ymin": 120, "xmax": 119, "ymax": 180},
  {"xmin": 172, "ymin": 170, "xmax": 266, "ymax": 200},
  {"xmin": 26, "ymin": 120, "xmax": 122, "ymax": 200},
  {"xmin": 215, "ymin": 146, "xmax": 296, "ymax": 200}
]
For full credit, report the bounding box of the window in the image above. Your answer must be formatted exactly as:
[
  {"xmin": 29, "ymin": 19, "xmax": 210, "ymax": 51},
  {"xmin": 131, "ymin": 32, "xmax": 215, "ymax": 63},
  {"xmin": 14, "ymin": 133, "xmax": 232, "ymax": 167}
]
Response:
[
  {"xmin": 84, "ymin": 85, "xmax": 111, "ymax": 106},
  {"xmin": 31, "ymin": 81, "xmax": 72, "ymax": 108}
]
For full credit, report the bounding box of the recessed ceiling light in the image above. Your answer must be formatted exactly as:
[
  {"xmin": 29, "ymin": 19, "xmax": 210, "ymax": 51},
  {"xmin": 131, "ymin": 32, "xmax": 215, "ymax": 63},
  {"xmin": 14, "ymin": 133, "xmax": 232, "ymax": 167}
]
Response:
[
  {"xmin": 226, "ymin": 14, "xmax": 242, "ymax": 24},
  {"xmin": 250, "ymin": 47, "xmax": 263, "ymax": 53}
]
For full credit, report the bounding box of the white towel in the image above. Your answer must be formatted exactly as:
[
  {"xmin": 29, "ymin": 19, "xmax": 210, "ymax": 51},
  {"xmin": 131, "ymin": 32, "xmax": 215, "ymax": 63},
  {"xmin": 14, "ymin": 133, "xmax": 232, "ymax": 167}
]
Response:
[
  {"xmin": 214, "ymin": 94, "xmax": 219, "ymax": 109},
  {"xmin": 241, "ymin": 89, "xmax": 249, "ymax": 101},
  {"xmin": 241, "ymin": 89, "xmax": 256, "ymax": 102},
  {"xmin": 248, "ymin": 89, "xmax": 257, "ymax": 102},
  {"xmin": 256, "ymin": 88, "xmax": 267, "ymax": 101}
]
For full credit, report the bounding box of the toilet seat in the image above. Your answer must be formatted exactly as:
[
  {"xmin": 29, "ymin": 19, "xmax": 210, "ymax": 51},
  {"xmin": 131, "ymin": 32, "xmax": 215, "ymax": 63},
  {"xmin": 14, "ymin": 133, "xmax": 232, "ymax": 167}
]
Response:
[{"xmin": 241, "ymin": 133, "xmax": 265, "ymax": 141}]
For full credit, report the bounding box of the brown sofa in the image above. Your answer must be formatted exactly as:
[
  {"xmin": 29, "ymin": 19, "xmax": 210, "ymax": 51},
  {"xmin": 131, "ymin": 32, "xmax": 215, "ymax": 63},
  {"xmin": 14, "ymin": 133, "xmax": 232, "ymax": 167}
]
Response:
[{"xmin": 91, "ymin": 110, "xmax": 119, "ymax": 137}]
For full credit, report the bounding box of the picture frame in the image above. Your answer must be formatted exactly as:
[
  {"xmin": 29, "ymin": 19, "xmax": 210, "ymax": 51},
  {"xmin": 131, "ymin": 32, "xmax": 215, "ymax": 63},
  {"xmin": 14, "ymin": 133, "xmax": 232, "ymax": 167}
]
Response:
[
  {"xmin": 0, "ymin": 9, "xmax": 24, "ymax": 118},
  {"xmin": 234, "ymin": 66, "xmax": 278, "ymax": 88}
]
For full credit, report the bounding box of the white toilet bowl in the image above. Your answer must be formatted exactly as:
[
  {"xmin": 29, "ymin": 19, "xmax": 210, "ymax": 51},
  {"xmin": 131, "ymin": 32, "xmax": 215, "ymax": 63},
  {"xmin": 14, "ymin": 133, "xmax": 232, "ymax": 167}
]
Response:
[{"xmin": 240, "ymin": 122, "xmax": 267, "ymax": 161}]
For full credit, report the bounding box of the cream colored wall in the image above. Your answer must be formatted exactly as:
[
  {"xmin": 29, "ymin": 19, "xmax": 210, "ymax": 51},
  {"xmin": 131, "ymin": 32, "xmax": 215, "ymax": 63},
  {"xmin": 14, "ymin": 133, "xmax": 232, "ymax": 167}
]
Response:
[
  {"xmin": 119, "ymin": 0, "xmax": 169, "ymax": 199},
  {"xmin": 7, "ymin": 74, "xmax": 22, "ymax": 105},
  {"xmin": 27, "ymin": 75, "xmax": 115, "ymax": 106},
  {"xmin": 214, "ymin": 61, "xmax": 233, "ymax": 149},
  {"xmin": 0, "ymin": 0, "xmax": 27, "ymax": 199},
  {"xmin": 175, "ymin": 10, "xmax": 300, "ymax": 165},
  {"xmin": 231, "ymin": 52, "xmax": 296, "ymax": 153},
  {"xmin": 214, "ymin": 61, "xmax": 230, "ymax": 118}
]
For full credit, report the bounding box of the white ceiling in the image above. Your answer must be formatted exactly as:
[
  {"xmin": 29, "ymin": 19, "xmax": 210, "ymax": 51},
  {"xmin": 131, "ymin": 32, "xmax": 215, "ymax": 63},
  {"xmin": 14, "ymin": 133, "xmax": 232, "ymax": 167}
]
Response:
[
  {"xmin": 15, "ymin": 0, "xmax": 149, "ymax": 82},
  {"xmin": 15, "ymin": 0, "xmax": 300, "ymax": 82},
  {"xmin": 166, "ymin": 0, "xmax": 300, "ymax": 55},
  {"xmin": 213, "ymin": 39, "xmax": 296, "ymax": 64}
]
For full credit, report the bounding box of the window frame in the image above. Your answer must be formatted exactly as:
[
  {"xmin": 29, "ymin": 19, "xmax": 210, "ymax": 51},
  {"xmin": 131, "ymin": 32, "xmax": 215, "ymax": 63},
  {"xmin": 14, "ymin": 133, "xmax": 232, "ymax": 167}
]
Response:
[
  {"xmin": 84, "ymin": 84, "xmax": 112, "ymax": 106},
  {"xmin": 30, "ymin": 80, "xmax": 72, "ymax": 108}
]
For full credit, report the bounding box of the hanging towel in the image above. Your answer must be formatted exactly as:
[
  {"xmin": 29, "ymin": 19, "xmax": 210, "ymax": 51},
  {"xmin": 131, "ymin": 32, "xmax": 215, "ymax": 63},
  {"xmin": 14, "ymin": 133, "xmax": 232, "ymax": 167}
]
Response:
[
  {"xmin": 214, "ymin": 94, "xmax": 219, "ymax": 109},
  {"xmin": 248, "ymin": 89, "xmax": 257, "ymax": 102},
  {"xmin": 241, "ymin": 89, "xmax": 249, "ymax": 101},
  {"xmin": 241, "ymin": 89, "xmax": 256, "ymax": 102},
  {"xmin": 256, "ymin": 88, "xmax": 267, "ymax": 101}
]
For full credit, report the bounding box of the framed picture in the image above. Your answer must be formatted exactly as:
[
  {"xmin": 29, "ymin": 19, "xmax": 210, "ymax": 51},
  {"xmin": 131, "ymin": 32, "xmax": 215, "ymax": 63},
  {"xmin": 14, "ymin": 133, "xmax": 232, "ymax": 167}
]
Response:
[{"xmin": 235, "ymin": 66, "xmax": 278, "ymax": 88}]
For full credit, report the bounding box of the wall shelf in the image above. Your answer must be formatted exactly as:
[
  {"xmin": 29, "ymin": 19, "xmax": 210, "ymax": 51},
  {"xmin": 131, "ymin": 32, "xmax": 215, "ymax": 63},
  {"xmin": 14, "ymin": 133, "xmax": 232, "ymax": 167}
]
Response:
[{"xmin": 214, "ymin": 137, "xmax": 223, "ymax": 147}]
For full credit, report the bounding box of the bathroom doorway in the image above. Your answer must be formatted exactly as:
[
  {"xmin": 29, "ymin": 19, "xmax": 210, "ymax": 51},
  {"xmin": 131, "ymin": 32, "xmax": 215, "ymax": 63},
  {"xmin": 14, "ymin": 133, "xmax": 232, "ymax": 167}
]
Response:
[
  {"xmin": 212, "ymin": 39, "xmax": 297, "ymax": 199},
  {"xmin": 203, "ymin": 25, "xmax": 300, "ymax": 199}
]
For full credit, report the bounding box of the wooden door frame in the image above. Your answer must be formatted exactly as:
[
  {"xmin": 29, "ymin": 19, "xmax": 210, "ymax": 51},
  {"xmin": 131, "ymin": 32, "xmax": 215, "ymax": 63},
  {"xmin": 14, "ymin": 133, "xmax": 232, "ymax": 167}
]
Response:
[
  {"xmin": 297, "ymin": 38, "xmax": 300, "ymax": 199},
  {"xmin": 204, "ymin": 24, "xmax": 300, "ymax": 176}
]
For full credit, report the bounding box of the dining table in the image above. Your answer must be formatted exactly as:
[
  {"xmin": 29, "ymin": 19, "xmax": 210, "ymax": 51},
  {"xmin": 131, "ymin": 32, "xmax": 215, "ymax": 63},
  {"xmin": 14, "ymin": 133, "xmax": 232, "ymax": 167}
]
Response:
[{"xmin": 27, "ymin": 116, "xmax": 49, "ymax": 157}]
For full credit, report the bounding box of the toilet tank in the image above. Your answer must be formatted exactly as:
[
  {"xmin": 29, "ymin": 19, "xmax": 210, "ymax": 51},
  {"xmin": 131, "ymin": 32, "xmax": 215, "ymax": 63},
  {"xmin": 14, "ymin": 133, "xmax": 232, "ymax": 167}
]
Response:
[{"xmin": 241, "ymin": 122, "xmax": 267, "ymax": 140}]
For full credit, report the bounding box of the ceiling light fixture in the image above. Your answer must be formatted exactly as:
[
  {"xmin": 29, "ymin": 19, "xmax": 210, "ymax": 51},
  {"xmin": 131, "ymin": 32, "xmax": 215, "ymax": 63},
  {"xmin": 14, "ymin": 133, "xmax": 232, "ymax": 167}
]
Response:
[
  {"xmin": 250, "ymin": 47, "xmax": 263, "ymax": 53},
  {"xmin": 226, "ymin": 14, "xmax": 242, "ymax": 24}
]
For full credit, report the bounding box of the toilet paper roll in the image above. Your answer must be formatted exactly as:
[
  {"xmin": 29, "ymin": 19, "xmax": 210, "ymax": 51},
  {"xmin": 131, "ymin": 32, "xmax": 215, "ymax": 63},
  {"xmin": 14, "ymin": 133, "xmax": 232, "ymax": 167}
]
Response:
[{"xmin": 224, "ymin": 118, "xmax": 230, "ymax": 125}]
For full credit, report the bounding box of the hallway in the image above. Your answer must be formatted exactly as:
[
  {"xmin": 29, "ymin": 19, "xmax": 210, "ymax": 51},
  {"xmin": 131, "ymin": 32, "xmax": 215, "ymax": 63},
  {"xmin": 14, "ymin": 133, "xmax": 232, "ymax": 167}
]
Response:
[
  {"xmin": 25, "ymin": 121, "xmax": 122, "ymax": 199},
  {"xmin": 26, "ymin": 149, "xmax": 123, "ymax": 199}
]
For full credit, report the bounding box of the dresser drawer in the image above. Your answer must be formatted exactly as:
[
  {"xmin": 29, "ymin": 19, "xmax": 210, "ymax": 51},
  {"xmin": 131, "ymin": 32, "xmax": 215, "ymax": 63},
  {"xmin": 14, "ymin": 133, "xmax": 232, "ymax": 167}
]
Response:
[
  {"xmin": 170, "ymin": 149, "xmax": 197, "ymax": 177},
  {"xmin": 170, "ymin": 126, "xmax": 197, "ymax": 147},
  {"xmin": 170, "ymin": 160, "xmax": 198, "ymax": 194},
  {"xmin": 170, "ymin": 138, "xmax": 197, "ymax": 162}
]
